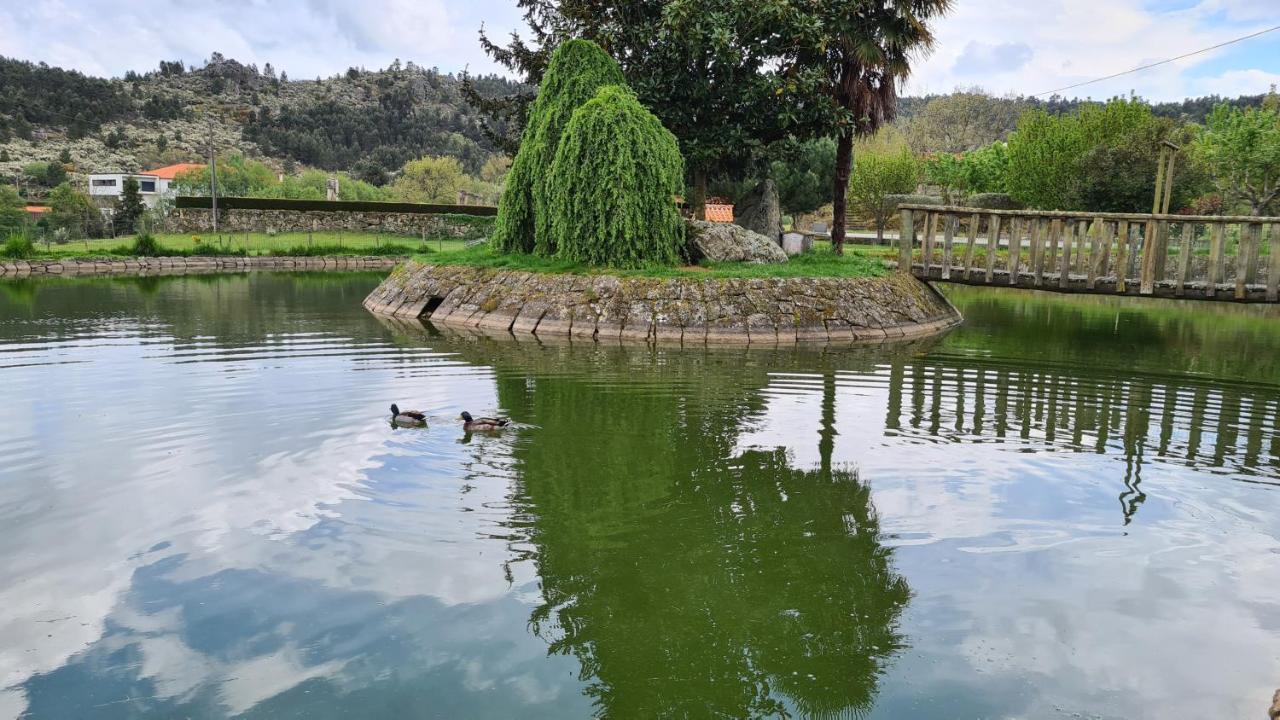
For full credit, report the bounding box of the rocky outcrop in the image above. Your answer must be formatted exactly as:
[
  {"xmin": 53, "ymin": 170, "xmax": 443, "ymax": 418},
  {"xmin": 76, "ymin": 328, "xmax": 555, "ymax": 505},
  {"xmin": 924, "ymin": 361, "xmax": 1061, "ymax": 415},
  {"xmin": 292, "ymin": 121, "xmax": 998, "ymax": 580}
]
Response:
[
  {"xmin": 364, "ymin": 261, "xmax": 961, "ymax": 345},
  {"xmin": 734, "ymin": 179, "xmax": 782, "ymax": 242},
  {"xmin": 163, "ymin": 208, "xmax": 492, "ymax": 238},
  {"xmin": 688, "ymin": 220, "xmax": 788, "ymax": 265},
  {"xmin": 0, "ymin": 256, "xmax": 401, "ymax": 277}
]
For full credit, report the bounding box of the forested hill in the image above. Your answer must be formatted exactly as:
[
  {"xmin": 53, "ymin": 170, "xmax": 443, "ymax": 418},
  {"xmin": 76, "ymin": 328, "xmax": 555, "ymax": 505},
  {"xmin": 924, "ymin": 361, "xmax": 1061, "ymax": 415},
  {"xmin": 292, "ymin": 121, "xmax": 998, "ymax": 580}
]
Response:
[
  {"xmin": 0, "ymin": 54, "xmax": 526, "ymax": 183},
  {"xmin": 0, "ymin": 52, "xmax": 1269, "ymax": 187}
]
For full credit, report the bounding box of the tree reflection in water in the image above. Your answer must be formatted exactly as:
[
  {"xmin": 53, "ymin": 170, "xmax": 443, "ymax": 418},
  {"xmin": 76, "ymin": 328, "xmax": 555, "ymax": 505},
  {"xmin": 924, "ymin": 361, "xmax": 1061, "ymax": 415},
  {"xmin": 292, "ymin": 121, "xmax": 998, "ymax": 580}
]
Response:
[{"xmin": 444, "ymin": 332, "xmax": 915, "ymax": 719}]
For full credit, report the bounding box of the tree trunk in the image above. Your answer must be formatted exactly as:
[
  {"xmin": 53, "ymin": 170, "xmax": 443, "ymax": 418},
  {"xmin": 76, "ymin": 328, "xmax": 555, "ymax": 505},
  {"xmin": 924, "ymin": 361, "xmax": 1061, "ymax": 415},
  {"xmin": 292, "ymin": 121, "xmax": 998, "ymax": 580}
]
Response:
[
  {"xmin": 831, "ymin": 131, "xmax": 854, "ymax": 255},
  {"xmin": 875, "ymin": 217, "xmax": 885, "ymax": 245},
  {"xmin": 690, "ymin": 168, "xmax": 708, "ymax": 221}
]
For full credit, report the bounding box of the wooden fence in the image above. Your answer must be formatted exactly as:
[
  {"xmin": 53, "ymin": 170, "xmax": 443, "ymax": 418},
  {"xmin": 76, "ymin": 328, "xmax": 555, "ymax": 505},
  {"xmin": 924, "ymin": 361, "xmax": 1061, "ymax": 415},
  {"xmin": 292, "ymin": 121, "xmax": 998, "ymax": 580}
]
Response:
[{"xmin": 897, "ymin": 204, "xmax": 1280, "ymax": 302}]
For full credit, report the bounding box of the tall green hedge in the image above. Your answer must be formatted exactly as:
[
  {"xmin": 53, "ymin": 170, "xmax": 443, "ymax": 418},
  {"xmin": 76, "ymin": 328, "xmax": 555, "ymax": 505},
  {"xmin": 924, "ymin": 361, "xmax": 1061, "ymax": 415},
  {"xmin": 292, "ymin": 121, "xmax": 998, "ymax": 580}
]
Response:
[
  {"xmin": 492, "ymin": 39, "xmax": 625, "ymax": 255},
  {"xmin": 547, "ymin": 86, "xmax": 685, "ymax": 269}
]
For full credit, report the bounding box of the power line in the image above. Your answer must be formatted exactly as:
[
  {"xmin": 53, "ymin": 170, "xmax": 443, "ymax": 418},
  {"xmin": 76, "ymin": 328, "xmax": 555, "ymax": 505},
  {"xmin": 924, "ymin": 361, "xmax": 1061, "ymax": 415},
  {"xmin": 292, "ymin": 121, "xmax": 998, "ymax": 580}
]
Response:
[{"xmin": 1034, "ymin": 23, "xmax": 1280, "ymax": 97}]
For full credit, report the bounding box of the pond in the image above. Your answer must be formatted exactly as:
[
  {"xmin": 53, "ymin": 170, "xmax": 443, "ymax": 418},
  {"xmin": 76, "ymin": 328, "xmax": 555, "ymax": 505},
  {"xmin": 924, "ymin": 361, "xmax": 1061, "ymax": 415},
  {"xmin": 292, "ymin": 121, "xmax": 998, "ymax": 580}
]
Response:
[{"xmin": 1, "ymin": 274, "xmax": 1278, "ymax": 719}]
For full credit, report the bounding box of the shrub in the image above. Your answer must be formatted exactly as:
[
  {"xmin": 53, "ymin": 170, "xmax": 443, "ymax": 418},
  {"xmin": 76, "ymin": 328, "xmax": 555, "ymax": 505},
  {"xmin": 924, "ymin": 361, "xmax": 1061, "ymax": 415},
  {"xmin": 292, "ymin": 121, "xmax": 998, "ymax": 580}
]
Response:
[
  {"xmin": 966, "ymin": 193, "xmax": 1022, "ymax": 210},
  {"xmin": 2, "ymin": 234, "xmax": 35, "ymax": 259},
  {"xmin": 547, "ymin": 86, "xmax": 685, "ymax": 268},
  {"xmin": 493, "ymin": 39, "xmax": 625, "ymax": 255},
  {"xmin": 130, "ymin": 233, "xmax": 165, "ymax": 257}
]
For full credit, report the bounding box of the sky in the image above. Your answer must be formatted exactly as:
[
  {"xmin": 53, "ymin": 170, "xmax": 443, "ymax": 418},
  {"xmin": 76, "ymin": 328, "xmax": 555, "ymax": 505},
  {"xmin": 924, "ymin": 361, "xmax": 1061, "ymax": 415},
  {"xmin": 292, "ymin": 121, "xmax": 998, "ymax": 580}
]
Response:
[{"xmin": 0, "ymin": 0, "xmax": 1277, "ymax": 101}]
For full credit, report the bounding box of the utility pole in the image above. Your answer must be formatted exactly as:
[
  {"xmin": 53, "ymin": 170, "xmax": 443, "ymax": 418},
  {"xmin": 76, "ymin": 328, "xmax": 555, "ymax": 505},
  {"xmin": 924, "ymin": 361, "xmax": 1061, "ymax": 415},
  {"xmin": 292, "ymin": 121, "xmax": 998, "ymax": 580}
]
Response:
[{"xmin": 208, "ymin": 120, "xmax": 218, "ymax": 233}]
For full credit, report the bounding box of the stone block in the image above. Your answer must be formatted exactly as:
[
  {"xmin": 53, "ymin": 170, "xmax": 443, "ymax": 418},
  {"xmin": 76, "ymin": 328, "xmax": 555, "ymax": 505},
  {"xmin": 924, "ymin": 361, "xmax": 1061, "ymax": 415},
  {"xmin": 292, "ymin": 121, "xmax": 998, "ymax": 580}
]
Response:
[{"xmin": 782, "ymin": 232, "xmax": 812, "ymax": 256}]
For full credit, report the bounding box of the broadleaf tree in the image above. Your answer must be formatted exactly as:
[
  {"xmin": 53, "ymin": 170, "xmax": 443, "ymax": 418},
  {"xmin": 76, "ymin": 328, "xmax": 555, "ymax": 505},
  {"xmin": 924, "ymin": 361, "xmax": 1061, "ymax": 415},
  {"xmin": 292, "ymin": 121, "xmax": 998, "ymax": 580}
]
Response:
[
  {"xmin": 1193, "ymin": 102, "xmax": 1280, "ymax": 215},
  {"xmin": 847, "ymin": 129, "xmax": 920, "ymax": 244}
]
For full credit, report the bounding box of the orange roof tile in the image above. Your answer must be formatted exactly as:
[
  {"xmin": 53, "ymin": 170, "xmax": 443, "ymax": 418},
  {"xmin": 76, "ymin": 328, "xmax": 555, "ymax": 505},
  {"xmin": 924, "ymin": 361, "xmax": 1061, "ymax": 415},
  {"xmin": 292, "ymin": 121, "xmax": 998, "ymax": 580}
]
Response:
[
  {"xmin": 24, "ymin": 205, "xmax": 51, "ymax": 214},
  {"xmin": 705, "ymin": 203, "xmax": 734, "ymax": 223},
  {"xmin": 143, "ymin": 163, "xmax": 205, "ymax": 180}
]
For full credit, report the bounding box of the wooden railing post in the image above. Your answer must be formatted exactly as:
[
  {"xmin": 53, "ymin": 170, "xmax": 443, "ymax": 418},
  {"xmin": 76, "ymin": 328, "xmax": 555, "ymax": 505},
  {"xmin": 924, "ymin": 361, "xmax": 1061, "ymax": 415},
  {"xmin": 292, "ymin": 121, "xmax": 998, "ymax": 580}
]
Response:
[
  {"xmin": 941, "ymin": 213, "xmax": 956, "ymax": 279},
  {"xmin": 1140, "ymin": 219, "xmax": 1159, "ymax": 295},
  {"xmin": 898, "ymin": 208, "xmax": 914, "ymax": 273},
  {"xmin": 1175, "ymin": 222, "xmax": 1193, "ymax": 297},
  {"xmin": 1058, "ymin": 219, "xmax": 1073, "ymax": 289},
  {"xmin": 1086, "ymin": 218, "xmax": 1103, "ymax": 289},
  {"xmin": 1009, "ymin": 218, "xmax": 1022, "ymax": 285},
  {"xmin": 962, "ymin": 212, "xmax": 979, "ymax": 280},
  {"xmin": 985, "ymin": 214, "xmax": 1000, "ymax": 283},
  {"xmin": 1115, "ymin": 220, "xmax": 1130, "ymax": 294},
  {"xmin": 1267, "ymin": 223, "xmax": 1279, "ymax": 302},
  {"xmin": 922, "ymin": 212, "xmax": 936, "ymax": 277},
  {"xmin": 1207, "ymin": 222, "xmax": 1225, "ymax": 298}
]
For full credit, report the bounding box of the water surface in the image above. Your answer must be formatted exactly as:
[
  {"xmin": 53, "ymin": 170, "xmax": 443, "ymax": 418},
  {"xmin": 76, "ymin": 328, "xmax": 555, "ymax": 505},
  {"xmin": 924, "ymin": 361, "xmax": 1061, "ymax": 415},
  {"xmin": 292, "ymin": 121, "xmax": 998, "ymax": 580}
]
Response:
[{"xmin": 1, "ymin": 275, "xmax": 1278, "ymax": 719}]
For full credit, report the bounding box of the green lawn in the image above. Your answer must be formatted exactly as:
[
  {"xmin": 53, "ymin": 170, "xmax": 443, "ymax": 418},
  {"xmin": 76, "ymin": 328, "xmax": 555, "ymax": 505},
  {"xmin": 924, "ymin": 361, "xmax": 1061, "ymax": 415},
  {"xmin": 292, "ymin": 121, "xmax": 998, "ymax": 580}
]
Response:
[
  {"xmin": 413, "ymin": 243, "xmax": 888, "ymax": 279},
  {"xmin": 11, "ymin": 230, "xmax": 890, "ymax": 279},
  {"xmin": 19, "ymin": 232, "xmax": 472, "ymax": 259}
]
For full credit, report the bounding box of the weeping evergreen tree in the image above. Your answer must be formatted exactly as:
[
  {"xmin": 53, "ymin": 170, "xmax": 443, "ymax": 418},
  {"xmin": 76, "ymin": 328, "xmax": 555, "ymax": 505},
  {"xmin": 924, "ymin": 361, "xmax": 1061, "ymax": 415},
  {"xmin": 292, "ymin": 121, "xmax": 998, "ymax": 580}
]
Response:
[
  {"xmin": 548, "ymin": 86, "xmax": 685, "ymax": 268},
  {"xmin": 492, "ymin": 39, "xmax": 624, "ymax": 255}
]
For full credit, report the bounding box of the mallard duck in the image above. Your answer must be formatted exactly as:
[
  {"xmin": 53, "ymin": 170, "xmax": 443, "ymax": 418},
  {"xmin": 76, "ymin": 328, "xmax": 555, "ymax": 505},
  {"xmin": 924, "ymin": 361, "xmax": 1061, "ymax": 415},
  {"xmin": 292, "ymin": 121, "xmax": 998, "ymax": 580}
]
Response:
[
  {"xmin": 461, "ymin": 411, "xmax": 508, "ymax": 432},
  {"xmin": 390, "ymin": 404, "xmax": 427, "ymax": 427}
]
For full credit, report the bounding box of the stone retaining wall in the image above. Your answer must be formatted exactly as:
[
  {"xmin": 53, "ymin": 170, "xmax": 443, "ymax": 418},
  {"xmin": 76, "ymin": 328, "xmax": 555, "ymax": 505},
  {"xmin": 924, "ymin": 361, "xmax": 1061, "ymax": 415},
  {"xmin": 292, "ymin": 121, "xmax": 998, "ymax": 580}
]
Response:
[
  {"xmin": 1, "ymin": 256, "xmax": 403, "ymax": 278},
  {"xmin": 164, "ymin": 208, "xmax": 493, "ymax": 238},
  {"xmin": 364, "ymin": 261, "xmax": 962, "ymax": 344}
]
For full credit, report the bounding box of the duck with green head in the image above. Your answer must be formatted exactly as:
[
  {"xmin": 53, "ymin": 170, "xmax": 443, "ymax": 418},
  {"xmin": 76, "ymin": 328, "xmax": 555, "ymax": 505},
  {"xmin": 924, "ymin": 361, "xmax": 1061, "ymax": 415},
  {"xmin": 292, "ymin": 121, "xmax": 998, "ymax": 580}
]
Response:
[
  {"xmin": 461, "ymin": 411, "xmax": 508, "ymax": 432},
  {"xmin": 390, "ymin": 404, "xmax": 427, "ymax": 427}
]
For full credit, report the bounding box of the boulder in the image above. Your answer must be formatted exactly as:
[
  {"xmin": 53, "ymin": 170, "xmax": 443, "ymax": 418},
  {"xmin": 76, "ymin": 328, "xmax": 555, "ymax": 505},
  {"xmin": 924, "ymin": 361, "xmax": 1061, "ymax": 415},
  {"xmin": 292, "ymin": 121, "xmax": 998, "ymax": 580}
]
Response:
[
  {"xmin": 733, "ymin": 179, "xmax": 782, "ymax": 242},
  {"xmin": 688, "ymin": 220, "xmax": 788, "ymax": 264}
]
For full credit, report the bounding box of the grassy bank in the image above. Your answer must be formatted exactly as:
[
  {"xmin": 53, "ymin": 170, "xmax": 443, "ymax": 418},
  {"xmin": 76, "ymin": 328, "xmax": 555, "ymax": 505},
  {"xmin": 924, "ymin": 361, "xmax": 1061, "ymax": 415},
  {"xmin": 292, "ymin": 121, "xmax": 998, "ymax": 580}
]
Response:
[
  {"xmin": 412, "ymin": 243, "xmax": 888, "ymax": 279},
  {"xmin": 7, "ymin": 232, "xmax": 472, "ymax": 260}
]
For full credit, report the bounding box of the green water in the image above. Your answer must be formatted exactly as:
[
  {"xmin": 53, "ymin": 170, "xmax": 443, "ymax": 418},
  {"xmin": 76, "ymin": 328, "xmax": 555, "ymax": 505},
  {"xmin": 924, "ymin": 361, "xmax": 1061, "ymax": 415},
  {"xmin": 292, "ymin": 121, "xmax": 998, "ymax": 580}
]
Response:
[{"xmin": 1, "ymin": 275, "xmax": 1278, "ymax": 719}]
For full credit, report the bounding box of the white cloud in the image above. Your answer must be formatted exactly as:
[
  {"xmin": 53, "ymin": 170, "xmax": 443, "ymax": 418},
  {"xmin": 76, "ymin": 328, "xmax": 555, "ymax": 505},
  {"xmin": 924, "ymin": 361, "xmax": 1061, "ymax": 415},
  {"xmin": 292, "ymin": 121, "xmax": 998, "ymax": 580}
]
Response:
[
  {"xmin": 0, "ymin": 0, "xmax": 522, "ymax": 79},
  {"xmin": 903, "ymin": 0, "xmax": 1278, "ymax": 100}
]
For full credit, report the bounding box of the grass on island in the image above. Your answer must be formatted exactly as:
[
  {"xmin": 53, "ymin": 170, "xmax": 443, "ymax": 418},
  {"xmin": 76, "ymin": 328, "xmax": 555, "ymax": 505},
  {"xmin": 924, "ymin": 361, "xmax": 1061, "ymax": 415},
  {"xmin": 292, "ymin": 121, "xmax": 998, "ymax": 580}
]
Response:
[
  {"xmin": 413, "ymin": 242, "xmax": 889, "ymax": 279},
  {"xmin": 8, "ymin": 231, "xmax": 472, "ymax": 260}
]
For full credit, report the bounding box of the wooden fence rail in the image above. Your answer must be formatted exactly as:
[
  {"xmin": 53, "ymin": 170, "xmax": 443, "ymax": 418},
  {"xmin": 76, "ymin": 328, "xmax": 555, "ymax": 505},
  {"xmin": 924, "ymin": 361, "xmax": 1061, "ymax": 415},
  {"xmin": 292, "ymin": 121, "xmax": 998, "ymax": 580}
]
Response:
[{"xmin": 896, "ymin": 204, "xmax": 1280, "ymax": 302}]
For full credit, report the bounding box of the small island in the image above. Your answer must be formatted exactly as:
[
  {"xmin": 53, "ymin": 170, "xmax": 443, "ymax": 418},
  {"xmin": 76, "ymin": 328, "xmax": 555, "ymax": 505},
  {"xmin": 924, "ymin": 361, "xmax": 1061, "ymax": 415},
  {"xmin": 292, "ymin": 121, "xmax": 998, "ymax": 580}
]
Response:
[{"xmin": 364, "ymin": 40, "xmax": 959, "ymax": 344}]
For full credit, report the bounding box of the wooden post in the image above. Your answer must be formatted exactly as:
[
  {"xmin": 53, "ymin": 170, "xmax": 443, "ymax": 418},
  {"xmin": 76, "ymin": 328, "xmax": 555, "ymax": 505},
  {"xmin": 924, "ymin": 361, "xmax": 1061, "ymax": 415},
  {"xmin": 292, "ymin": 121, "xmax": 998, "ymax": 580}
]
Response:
[
  {"xmin": 1266, "ymin": 223, "xmax": 1279, "ymax": 302},
  {"xmin": 1098, "ymin": 221, "xmax": 1113, "ymax": 283},
  {"xmin": 1207, "ymin": 222, "xmax": 1225, "ymax": 298},
  {"xmin": 1009, "ymin": 218, "xmax": 1022, "ymax": 285},
  {"xmin": 942, "ymin": 213, "xmax": 956, "ymax": 280},
  {"xmin": 1087, "ymin": 218, "xmax": 1103, "ymax": 289},
  {"xmin": 1237, "ymin": 222, "xmax": 1261, "ymax": 300},
  {"xmin": 898, "ymin": 209, "xmax": 914, "ymax": 274},
  {"xmin": 1245, "ymin": 222, "xmax": 1262, "ymax": 285},
  {"xmin": 1115, "ymin": 220, "xmax": 1130, "ymax": 294},
  {"xmin": 1058, "ymin": 219, "xmax": 1073, "ymax": 289},
  {"xmin": 1161, "ymin": 152, "xmax": 1176, "ymax": 215},
  {"xmin": 985, "ymin": 214, "xmax": 1001, "ymax": 284},
  {"xmin": 962, "ymin": 212, "xmax": 979, "ymax": 280},
  {"xmin": 1139, "ymin": 219, "xmax": 1159, "ymax": 295},
  {"xmin": 1045, "ymin": 218, "xmax": 1060, "ymax": 283},
  {"xmin": 922, "ymin": 212, "xmax": 936, "ymax": 277},
  {"xmin": 1032, "ymin": 219, "xmax": 1047, "ymax": 286},
  {"xmin": 1151, "ymin": 146, "xmax": 1167, "ymax": 215},
  {"xmin": 1175, "ymin": 222, "xmax": 1193, "ymax": 298}
]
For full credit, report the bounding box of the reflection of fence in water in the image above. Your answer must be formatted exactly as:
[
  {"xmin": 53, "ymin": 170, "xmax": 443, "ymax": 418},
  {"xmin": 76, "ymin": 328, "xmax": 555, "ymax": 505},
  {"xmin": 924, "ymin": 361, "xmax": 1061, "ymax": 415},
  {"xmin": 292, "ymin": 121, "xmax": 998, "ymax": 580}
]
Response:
[{"xmin": 882, "ymin": 357, "xmax": 1280, "ymax": 520}]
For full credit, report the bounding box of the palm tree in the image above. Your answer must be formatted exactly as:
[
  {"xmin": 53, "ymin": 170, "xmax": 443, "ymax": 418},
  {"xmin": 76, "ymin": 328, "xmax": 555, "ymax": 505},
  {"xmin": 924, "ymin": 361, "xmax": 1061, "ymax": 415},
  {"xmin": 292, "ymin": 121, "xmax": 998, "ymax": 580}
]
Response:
[{"xmin": 779, "ymin": 0, "xmax": 952, "ymax": 254}]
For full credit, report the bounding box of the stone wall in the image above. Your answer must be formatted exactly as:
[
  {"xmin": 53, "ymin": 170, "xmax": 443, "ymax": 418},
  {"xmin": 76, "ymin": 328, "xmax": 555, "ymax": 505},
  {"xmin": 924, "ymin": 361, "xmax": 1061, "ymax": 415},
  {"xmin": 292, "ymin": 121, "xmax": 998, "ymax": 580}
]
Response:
[
  {"xmin": 163, "ymin": 208, "xmax": 494, "ymax": 238},
  {"xmin": 364, "ymin": 261, "xmax": 962, "ymax": 344},
  {"xmin": 1, "ymin": 256, "xmax": 402, "ymax": 278}
]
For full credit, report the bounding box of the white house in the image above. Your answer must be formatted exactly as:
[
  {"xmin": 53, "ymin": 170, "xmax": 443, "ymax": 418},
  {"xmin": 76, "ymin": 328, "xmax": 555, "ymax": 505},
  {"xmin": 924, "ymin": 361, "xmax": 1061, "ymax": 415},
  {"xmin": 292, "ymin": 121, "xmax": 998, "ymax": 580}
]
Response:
[{"xmin": 87, "ymin": 163, "xmax": 204, "ymax": 208}]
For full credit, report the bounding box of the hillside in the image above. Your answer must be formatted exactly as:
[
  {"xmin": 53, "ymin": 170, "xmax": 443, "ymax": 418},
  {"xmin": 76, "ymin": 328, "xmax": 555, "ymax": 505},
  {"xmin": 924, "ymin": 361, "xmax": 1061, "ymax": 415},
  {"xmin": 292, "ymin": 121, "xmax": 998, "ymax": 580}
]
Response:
[{"xmin": 0, "ymin": 54, "xmax": 526, "ymax": 190}]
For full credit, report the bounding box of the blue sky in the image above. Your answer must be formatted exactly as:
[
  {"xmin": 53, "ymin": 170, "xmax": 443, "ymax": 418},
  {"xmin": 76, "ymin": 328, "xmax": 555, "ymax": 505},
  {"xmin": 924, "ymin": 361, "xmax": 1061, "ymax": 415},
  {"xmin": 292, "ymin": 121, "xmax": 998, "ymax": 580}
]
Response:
[{"xmin": 0, "ymin": 0, "xmax": 1276, "ymax": 100}]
